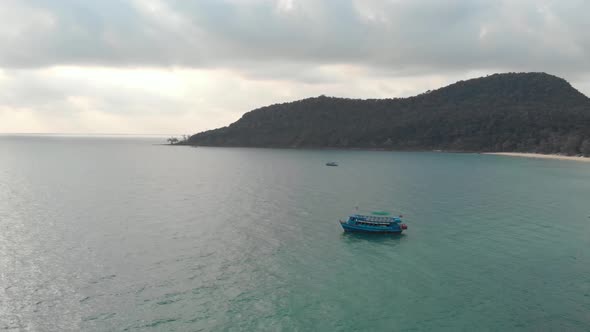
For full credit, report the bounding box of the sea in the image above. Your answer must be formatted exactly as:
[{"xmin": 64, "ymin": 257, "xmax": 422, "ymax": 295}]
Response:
[{"xmin": 1, "ymin": 135, "xmax": 589, "ymax": 331}]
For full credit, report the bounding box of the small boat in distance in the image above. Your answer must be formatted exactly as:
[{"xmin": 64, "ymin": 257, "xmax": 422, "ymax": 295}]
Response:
[
  {"xmin": 326, "ymin": 161, "xmax": 338, "ymax": 166},
  {"xmin": 339, "ymin": 211, "xmax": 407, "ymax": 233}
]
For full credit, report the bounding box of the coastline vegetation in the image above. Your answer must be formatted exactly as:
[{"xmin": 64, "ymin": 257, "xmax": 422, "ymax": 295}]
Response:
[
  {"xmin": 166, "ymin": 135, "xmax": 190, "ymax": 145},
  {"xmin": 186, "ymin": 73, "xmax": 590, "ymax": 156}
]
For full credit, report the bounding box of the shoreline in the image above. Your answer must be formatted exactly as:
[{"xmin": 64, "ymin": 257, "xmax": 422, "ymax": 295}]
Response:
[
  {"xmin": 484, "ymin": 152, "xmax": 590, "ymax": 163},
  {"xmin": 173, "ymin": 144, "xmax": 475, "ymax": 153},
  {"xmin": 169, "ymin": 144, "xmax": 590, "ymax": 163}
]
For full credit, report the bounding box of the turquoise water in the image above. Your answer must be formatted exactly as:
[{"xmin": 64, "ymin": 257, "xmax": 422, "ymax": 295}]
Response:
[{"xmin": 1, "ymin": 135, "xmax": 590, "ymax": 331}]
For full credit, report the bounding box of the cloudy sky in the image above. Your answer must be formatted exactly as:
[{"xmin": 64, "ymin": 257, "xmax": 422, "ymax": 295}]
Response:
[{"xmin": 1, "ymin": 0, "xmax": 589, "ymax": 134}]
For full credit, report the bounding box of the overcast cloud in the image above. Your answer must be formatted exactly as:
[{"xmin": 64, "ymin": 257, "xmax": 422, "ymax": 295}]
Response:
[{"xmin": 1, "ymin": 0, "xmax": 589, "ymax": 134}]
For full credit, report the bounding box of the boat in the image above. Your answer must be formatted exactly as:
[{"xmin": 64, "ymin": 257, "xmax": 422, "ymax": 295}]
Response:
[
  {"xmin": 326, "ymin": 162, "xmax": 338, "ymax": 166},
  {"xmin": 339, "ymin": 211, "xmax": 407, "ymax": 233}
]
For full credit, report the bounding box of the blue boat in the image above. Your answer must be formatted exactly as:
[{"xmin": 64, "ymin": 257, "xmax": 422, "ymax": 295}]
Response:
[{"xmin": 339, "ymin": 211, "xmax": 407, "ymax": 233}]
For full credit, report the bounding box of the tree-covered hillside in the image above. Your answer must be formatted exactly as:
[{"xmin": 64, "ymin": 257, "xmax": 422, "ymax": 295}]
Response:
[{"xmin": 187, "ymin": 73, "xmax": 590, "ymax": 156}]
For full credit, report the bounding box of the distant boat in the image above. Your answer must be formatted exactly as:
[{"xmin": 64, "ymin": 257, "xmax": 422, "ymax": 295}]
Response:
[
  {"xmin": 339, "ymin": 211, "xmax": 407, "ymax": 233},
  {"xmin": 326, "ymin": 162, "xmax": 338, "ymax": 166}
]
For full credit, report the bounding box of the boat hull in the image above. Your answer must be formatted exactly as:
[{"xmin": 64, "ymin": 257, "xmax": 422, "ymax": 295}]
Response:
[{"xmin": 340, "ymin": 222, "xmax": 403, "ymax": 233}]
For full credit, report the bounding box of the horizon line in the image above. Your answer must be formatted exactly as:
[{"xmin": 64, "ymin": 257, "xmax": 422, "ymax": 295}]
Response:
[{"xmin": 0, "ymin": 132, "xmax": 190, "ymax": 136}]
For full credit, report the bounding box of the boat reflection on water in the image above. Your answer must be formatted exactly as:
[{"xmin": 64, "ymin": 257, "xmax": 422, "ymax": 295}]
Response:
[{"xmin": 339, "ymin": 230, "xmax": 407, "ymax": 249}]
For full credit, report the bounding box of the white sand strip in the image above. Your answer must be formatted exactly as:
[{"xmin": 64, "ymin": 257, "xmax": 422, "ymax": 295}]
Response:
[{"xmin": 484, "ymin": 152, "xmax": 590, "ymax": 162}]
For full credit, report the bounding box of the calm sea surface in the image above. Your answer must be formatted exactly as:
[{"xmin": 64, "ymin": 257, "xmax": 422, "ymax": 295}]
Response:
[{"xmin": 1, "ymin": 135, "xmax": 590, "ymax": 331}]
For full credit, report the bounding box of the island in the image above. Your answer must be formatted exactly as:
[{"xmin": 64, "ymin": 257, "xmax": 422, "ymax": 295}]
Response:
[{"xmin": 183, "ymin": 72, "xmax": 590, "ymax": 156}]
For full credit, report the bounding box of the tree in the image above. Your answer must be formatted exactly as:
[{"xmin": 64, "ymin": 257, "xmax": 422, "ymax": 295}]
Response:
[
  {"xmin": 562, "ymin": 134, "xmax": 582, "ymax": 155},
  {"xmin": 581, "ymin": 139, "xmax": 590, "ymax": 156},
  {"xmin": 167, "ymin": 137, "xmax": 179, "ymax": 145}
]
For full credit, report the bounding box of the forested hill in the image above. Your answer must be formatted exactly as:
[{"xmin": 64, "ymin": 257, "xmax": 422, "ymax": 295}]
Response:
[{"xmin": 187, "ymin": 72, "xmax": 590, "ymax": 155}]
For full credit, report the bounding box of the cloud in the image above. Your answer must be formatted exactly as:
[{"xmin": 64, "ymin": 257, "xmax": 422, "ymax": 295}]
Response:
[
  {"xmin": 0, "ymin": 0, "xmax": 589, "ymax": 134},
  {"xmin": 0, "ymin": 0, "xmax": 587, "ymax": 75},
  {"xmin": 0, "ymin": 64, "xmax": 502, "ymax": 134}
]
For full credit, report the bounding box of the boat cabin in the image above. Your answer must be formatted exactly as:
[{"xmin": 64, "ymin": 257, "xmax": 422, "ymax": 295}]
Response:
[{"xmin": 339, "ymin": 211, "xmax": 407, "ymax": 233}]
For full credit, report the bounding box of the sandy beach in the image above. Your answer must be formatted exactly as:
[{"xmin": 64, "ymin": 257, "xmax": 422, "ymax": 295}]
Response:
[{"xmin": 485, "ymin": 152, "xmax": 590, "ymax": 162}]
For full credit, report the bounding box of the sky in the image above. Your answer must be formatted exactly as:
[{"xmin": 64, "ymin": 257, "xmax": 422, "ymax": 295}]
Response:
[{"xmin": 1, "ymin": 0, "xmax": 589, "ymax": 135}]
